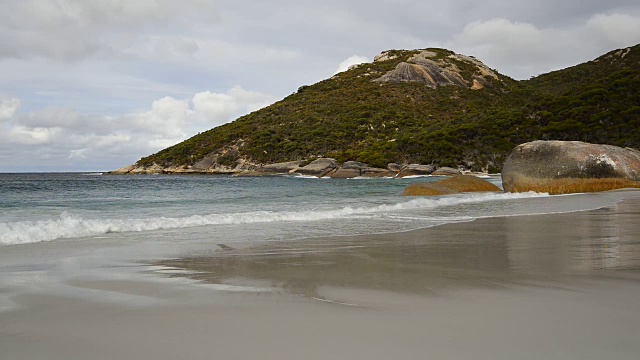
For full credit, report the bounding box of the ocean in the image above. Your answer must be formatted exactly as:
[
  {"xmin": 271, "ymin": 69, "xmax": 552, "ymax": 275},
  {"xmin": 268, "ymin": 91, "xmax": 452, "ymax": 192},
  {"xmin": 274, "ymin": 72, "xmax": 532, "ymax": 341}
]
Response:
[
  {"xmin": 3, "ymin": 172, "xmax": 640, "ymax": 360},
  {"xmin": 1, "ymin": 173, "xmax": 630, "ymax": 248}
]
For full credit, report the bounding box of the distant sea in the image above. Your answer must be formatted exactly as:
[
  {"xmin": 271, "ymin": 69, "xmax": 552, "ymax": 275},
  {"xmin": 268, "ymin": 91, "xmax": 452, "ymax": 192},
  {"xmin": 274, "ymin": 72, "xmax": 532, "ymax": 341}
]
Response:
[{"xmin": 0, "ymin": 172, "xmax": 631, "ymax": 248}]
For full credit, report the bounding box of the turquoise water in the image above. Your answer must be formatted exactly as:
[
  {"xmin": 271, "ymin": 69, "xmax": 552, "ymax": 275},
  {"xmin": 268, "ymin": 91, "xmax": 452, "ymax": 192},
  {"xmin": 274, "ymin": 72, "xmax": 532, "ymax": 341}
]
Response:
[{"xmin": 0, "ymin": 173, "xmax": 630, "ymax": 247}]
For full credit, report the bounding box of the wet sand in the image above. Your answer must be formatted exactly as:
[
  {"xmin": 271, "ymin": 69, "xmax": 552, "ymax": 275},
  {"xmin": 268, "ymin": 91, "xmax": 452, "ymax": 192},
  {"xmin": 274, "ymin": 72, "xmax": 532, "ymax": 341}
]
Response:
[{"xmin": 2, "ymin": 195, "xmax": 640, "ymax": 359}]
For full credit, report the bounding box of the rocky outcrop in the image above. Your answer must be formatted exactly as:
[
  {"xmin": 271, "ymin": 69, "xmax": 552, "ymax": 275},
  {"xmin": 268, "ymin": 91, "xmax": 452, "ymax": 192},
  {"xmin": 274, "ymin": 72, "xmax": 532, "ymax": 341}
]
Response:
[
  {"xmin": 259, "ymin": 161, "xmax": 303, "ymax": 173},
  {"xmin": 373, "ymin": 49, "xmax": 500, "ymax": 89},
  {"xmin": 110, "ymin": 158, "xmax": 468, "ymax": 179},
  {"xmin": 387, "ymin": 163, "xmax": 402, "ymax": 173},
  {"xmin": 293, "ymin": 158, "xmax": 338, "ymax": 177},
  {"xmin": 374, "ymin": 62, "xmax": 468, "ymax": 87},
  {"xmin": 396, "ymin": 164, "xmax": 435, "ymax": 178},
  {"xmin": 403, "ymin": 175, "xmax": 501, "ymax": 196},
  {"xmin": 108, "ymin": 162, "xmax": 249, "ymax": 175},
  {"xmin": 327, "ymin": 161, "xmax": 395, "ymax": 178},
  {"xmin": 360, "ymin": 167, "xmax": 396, "ymax": 178},
  {"xmin": 109, "ymin": 165, "xmax": 136, "ymax": 175},
  {"xmin": 432, "ymin": 167, "xmax": 462, "ymax": 176},
  {"xmin": 328, "ymin": 168, "xmax": 361, "ymax": 179},
  {"xmin": 373, "ymin": 51, "xmax": 399, "ymax": 62},
  {"xmin": 502, "ymin": 140, "xmax": 640, "ymax": 194}
]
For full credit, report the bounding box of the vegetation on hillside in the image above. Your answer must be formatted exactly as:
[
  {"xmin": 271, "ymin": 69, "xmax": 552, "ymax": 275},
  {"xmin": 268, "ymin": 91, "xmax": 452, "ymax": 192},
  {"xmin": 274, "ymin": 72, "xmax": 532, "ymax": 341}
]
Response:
[{"xmin": 137, "ymin": 45, "xmax": 640, "ymax": 172}]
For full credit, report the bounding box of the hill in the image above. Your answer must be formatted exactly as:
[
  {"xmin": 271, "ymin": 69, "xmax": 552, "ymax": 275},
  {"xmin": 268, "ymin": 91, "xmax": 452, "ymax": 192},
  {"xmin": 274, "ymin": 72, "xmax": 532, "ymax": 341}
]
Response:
[{"xmin": 118, "ymin": 44, "xmax": 640, "ymax": 174}]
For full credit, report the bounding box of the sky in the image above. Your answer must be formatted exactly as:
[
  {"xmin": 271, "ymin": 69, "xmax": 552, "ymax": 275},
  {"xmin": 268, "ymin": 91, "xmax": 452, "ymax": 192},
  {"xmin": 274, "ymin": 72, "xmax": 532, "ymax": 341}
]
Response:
[{"xmin": 1, "ymin": 0, "xmax": 640, "ymax": 172}]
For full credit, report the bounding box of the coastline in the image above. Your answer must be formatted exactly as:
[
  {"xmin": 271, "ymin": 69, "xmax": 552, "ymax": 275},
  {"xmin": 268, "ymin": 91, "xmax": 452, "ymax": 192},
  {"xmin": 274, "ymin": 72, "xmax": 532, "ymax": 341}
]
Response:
[{"xmin": 2, "ymin": 192, "xmax": 640, "ymax": 359}]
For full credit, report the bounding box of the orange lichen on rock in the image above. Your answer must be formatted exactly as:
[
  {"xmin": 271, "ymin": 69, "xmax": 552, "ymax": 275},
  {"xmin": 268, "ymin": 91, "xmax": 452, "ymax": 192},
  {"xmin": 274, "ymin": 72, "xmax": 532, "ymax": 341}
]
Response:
[
  {"xmin": 506, "ymin": 177, "xmax": 640, "ymax": 195},
  {"xmin": 402, "ymin": 175, "xmax": 501, "ymax": 196}
]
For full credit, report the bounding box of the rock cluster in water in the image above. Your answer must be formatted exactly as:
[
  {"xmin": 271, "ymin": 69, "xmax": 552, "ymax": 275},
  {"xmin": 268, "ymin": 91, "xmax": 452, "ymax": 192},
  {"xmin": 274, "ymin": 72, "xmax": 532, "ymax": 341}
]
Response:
[{"xmin": 110, "ymin": 158, "xmax": 468, "ymax": 179}]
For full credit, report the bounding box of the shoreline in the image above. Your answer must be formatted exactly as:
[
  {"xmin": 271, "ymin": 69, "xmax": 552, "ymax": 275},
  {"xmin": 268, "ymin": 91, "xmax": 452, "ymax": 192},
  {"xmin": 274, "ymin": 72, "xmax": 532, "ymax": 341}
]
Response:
[{"xmin": 152, "ymin": 192, "xmax": 640, "ymax": 296}]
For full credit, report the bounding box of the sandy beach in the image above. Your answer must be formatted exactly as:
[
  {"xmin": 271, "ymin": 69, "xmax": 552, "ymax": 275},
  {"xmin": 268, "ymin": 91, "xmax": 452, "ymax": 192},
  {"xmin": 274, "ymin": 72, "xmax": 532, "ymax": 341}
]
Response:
[{"xmin": 2, "ymin": 193, "xmax": 640, "ymax": 359}]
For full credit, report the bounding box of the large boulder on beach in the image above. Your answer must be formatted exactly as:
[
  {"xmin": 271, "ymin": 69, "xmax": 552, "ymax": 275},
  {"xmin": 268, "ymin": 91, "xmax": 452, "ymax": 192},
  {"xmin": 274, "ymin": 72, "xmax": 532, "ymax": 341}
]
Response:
[
  {"xmin": 403, "ymin": 175, "xmax": 501, "ymax": 196},
  {"xmin": 502, "ymin": 140, "xmax": 640, "ymax": 194}
]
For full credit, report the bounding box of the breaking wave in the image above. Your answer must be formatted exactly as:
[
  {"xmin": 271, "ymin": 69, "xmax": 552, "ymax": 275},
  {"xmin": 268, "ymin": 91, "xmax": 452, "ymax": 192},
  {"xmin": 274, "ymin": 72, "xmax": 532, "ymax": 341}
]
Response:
[{"xmin": 0, "ymin": 192, "xmax": 547, "ymax": 245}]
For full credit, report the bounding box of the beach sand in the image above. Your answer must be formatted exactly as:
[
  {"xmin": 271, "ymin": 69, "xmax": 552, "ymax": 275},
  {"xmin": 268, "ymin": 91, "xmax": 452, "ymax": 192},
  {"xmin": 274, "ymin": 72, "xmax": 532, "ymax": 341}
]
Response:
[{"xmin": 1, "ymin": 195, "xmax": 640, "ymax": 359}]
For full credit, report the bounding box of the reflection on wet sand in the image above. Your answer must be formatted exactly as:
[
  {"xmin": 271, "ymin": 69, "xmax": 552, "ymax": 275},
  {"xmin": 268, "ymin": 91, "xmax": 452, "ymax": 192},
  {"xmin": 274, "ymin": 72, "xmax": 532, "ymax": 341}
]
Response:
[{"xmin": 154, "ymin": 198, "xmax": 640, "ymax": 297}]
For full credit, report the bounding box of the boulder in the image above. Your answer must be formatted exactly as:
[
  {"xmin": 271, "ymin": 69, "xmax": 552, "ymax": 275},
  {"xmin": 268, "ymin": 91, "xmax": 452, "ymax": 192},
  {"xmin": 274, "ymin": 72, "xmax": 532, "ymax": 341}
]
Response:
[
  {"xmin": 260, "ymin": 161, "xmax": 303, "ymax": 174},
  {"xmin": 294, "ymin": 158, "xmax": 338, "ymax": 177},
  {"xmin": 502, "ymin": 140, "xmax": 640, "ymax": 194},
  {"xmin": 329, "ymin": 168, "xmax": 361, "ymax": 179},
  {"xmin": 361, "ymin": 168, "xmax": 396, "ymax": 178},
  {"xmin": 387, "ymin": 163, "xmax": 402, "ymax": 173},
  {"xmin": 191, "ymin": 155, "xmax": 217, "ymax": 171},
  {"xmin": 108, "ymin": 165, "xmax": 135, "ymax": 175},
  {"xmin": 396, "ymin": 164, "xmax": 435, "ymax": 178},
  {"xmin": 431, "ymin": 167, "xmax": 462, "ymax": 176},
  {"xmin": 233, "ymin": 170, "xmax": 278, "ymax": 177},
  {"xmin": 403, "ymin": 175, "xmax": 501, "ymax": 196},
  {"xmin": 342, "ymin": 161, "xmax": 369, "ymax": 170},
  {"xmin": 328, "ymin": 162, "xmax": 395, "ymax": 178},
  {"xmin": 129, "ymin": 164, "xmax": 163, "ymax": 174}
]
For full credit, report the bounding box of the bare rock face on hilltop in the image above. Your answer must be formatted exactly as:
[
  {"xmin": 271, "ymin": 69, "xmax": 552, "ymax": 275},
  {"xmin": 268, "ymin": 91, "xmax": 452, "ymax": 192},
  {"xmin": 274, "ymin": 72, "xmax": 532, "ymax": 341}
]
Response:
[
  {"xmin": 502, "ymin": 140, "xmax": 640, "ymax": 194},
  {"xmin": 373, "ymin": 50, "xmax": 500, "ymax": 89}
]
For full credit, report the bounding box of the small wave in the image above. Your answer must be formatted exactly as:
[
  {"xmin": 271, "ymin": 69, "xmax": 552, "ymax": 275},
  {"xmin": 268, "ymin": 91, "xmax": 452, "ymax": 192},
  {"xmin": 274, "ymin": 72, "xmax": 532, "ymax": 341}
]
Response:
[
  {"xmin": 0, "ymin": 192, "xmax": 547, "ymax": 245},
  {"xmin": 82, "ymin": 172, "xmax": 104, "ymax": 176},
  {"xmin": 398, "ymin": 175, "xmax": 427, "ymax": 179},
  {"xmin": 285, "ymin": 174, "xmax": 319, "ymax": 179}
]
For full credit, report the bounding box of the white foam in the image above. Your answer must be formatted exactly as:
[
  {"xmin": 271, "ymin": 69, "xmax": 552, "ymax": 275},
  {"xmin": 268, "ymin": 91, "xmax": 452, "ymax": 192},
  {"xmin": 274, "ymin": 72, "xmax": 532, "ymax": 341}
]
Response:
[
  {"xmin": 0, "ymin": 192, "xmax": 547, "ymax": 245},
  {"xmin": 397, "ymin": 175, "xmax": 434, "ymax": 179}
]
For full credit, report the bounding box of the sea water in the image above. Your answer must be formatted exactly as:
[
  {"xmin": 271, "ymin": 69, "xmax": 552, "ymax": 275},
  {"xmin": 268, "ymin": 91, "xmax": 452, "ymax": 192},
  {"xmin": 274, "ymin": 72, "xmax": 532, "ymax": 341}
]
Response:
[
  {"xmin": 1, "ymin": 172, "xmax": 638, "ymax": 312},
  {"xmin": 0, "ymin": 173, "xmax": 631, "ymax": 248}
]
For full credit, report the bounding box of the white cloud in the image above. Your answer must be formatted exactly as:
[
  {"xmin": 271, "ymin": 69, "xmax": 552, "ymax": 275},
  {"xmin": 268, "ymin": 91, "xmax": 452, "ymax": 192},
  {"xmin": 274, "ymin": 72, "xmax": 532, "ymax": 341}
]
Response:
[
  {"xmin": 0, "ymin": 95, "xmax": 20, "ymax": 122},
  {"xmin": 128, "ymin": 96, "xmax": 191, "ymax": 138},
  {"xmin": 68, "ymin": 148, "xmax": 88, "ymax": 159},
  {"xmin": 335, "ymin": 55, "xmax": 370, "ymax": 74},
  {"xmin": 0, "ymin": 86, "xmax": 276, "ymax": 170},
  {"xmin": 192, "ymin": 86, "xmax": 277, "ymax": 126},
  {"xmin": 7, "ymin": 125, "xmax": 61, "ymax": 146},
  {"xmin": 446, "ymin": 12, "xmax": 640, "ymax": 79},
  {"xmin": 1, "ymin": 0, "xmax": 640, "ymax": 171},
  {"xmin": 0, "ymin": 0, "xmax": 218, "ymax": 61},
  {"xmin": 585, "ymin": 13, "xmax": 640, "ymax": 46}
]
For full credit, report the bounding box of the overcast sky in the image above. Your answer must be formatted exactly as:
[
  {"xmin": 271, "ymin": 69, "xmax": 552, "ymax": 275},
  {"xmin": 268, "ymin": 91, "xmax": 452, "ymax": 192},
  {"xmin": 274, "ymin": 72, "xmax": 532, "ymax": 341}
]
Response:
[{"xmin": 1, "ymin": 0, "xmax": 639, "ymax": 172}]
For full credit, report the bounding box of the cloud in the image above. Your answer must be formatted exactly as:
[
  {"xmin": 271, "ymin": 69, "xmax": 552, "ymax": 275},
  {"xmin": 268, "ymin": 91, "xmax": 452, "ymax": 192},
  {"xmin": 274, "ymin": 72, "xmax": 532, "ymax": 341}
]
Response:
[
  {"xmin": 7, "ymin": 125, "xmax": 61, "ymax": 146},
  {"xmin": 2, "ymin": 0, "xmax": 640, "ymax": 171},
  {"xmin": 0, "ymin": 0, "xmax": 218, "ymax": 61},
  {"xmin": 0, "ymin": 95, "xmax": 20, "ymax": 122},
  {"xmin": 192, "ymin": 86, "xmax": 277, "ymax": 125},
  {"xmin": 127, "ymin": 96, "xmax": 191, "ymax": 138},
  {"xmin": 334, "ymin": 55, "xmax": 370, "ymax": 74},
  {"xmin": 446, "ymin": 12, "xmax": 640, "ymax": 78},
  {"xmin": 585, "ymin": 13, "xmax": 640, "ymax": 46},
  {"xmin": 0, "ymin": 86, "xmax": 276, "ymax": 170}
]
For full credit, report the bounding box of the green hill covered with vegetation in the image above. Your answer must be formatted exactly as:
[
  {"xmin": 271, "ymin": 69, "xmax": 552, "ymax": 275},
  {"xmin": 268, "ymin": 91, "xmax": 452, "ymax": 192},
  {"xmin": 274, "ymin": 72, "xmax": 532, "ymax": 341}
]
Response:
[{"xmin": 135, "ymin": 44, "xmax": 640, "ymax": 173}]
